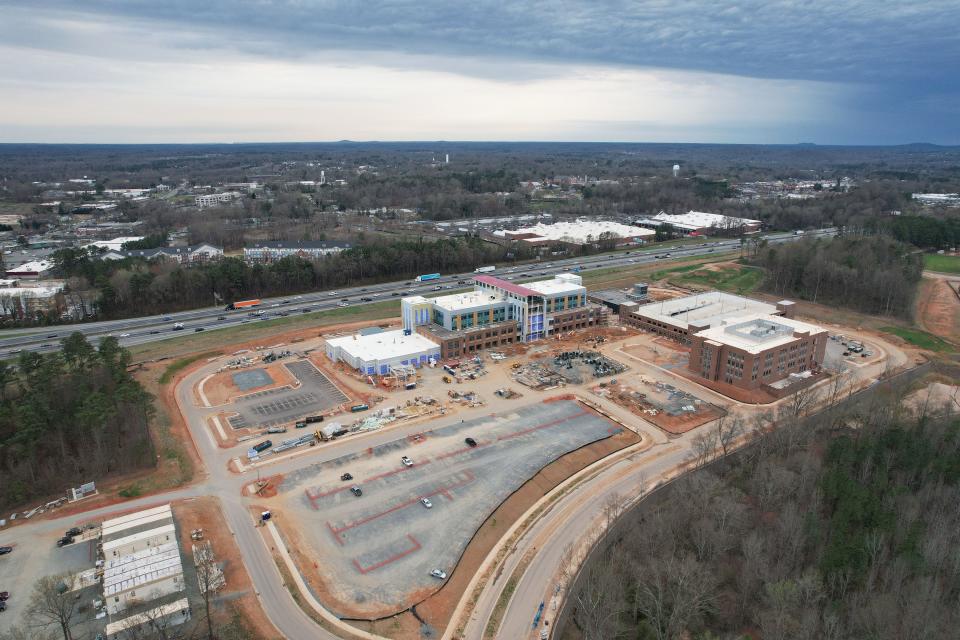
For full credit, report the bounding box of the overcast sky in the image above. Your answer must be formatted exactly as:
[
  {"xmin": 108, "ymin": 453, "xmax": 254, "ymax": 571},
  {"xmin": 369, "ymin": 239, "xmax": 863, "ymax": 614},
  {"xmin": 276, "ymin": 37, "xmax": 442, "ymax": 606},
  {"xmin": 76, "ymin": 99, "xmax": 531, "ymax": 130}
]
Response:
[{"xmin": 1, "ymin": 1, "xmax": 957, "ymax": 145}]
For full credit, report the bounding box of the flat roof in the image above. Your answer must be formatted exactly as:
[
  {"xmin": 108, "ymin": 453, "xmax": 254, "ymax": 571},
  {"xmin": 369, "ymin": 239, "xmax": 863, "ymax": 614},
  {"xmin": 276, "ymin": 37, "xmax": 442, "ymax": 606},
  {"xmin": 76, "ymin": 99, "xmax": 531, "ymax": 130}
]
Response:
[
  {"xmin": 432, "ymin": 290, "xmax": 505, "ymax": 312},
  {"xmin": 501, "ymin": 220, "xmax": 655, "ymax": 244},
  {"xmin": 103, "ymin": 544, "xmax": 183, "ymax": 596},
  {"xmin": 632, "ymin": 292, "xmax": 778, "ymax": 330},
  {"xmin": 102, "ymin": 512, "xmax": 174, "ymax": 542},
  {"xmin": 105, "ymin": 598, "xmax": 190, "ymax": 635},
  {"xmin": 647, "ymin": 210, "xmax": 761, "ymax": 231},
  {"xmin": 694, "ymin": 314, "xmax": 826, "ymax": 353},
  {"xmin": 102, "ymin": 504, "xmax": 171, "ymax": 530},
  {"xmin": 102, "ymin": 523, "xmax": 176, "ymax": 553},
  {"xmin": 327, "ymin": 329, "xmax": 439, "ymax": 362},
  {"xmin": 524, "ymin": 277, "xmax": 584, "ymax": 296},
  {"xmin": 474, "ymin": 275, "xmax": 539, "ymax": 297}
]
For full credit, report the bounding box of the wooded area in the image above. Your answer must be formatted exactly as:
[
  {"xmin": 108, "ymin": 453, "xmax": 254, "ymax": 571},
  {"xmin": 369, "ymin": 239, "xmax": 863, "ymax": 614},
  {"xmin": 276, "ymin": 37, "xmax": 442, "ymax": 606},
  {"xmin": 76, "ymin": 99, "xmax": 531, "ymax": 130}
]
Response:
[
  {"xmin": 750, "ymin": 236, "xmax": 923, "ymax": 317},
  {"xmin": 562, "ymin": 379, "xmax": 960, "ymax": 640},
  {"xmin": 0, "ymin": 335, "xmax": 155, "ymax": 510}
]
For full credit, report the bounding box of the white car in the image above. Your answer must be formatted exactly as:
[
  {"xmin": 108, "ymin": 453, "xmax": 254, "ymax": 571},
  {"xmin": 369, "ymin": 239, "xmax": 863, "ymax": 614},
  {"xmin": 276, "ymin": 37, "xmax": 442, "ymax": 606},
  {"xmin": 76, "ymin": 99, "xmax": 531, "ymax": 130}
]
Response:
[
  {"xmin": 430, "ymin": 569, "xmax": 446, "ymax": 579},
  {"xmin": 119, "ymin": 333, "xmax": 130, "ymax": 338},
  {"xmin": 421, "ymin": 497, "xmax": 433, "ymax": 508},
  {"xmin": 401, "ymin": 456, "xmax": 414, "ymax": 467},
  {"xmin": 338, "ymin": 302, "xmax": 349, "ymax": 308}
]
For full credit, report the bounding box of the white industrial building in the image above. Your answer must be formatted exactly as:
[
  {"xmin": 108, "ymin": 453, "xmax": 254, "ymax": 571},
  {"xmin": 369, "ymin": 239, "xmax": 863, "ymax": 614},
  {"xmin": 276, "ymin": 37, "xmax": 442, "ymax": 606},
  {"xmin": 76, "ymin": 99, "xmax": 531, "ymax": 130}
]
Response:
[
  {"xmin": 195, "ymin": 192, "xmax": 241, "ymax": 208},
  {"xmin": 496, "ymin": 220, "xmax": 655, "ymax": 245},
  {"xmin": 105, "ymin": 597, "xmax": 191, "ymax": 640},
  {"xmin": 639, "ymin": 211, "xmax": 761, "ymax": 234},
  {"xmin": 100, "ymin": 504, "xmax": 186, "ymax": 615},
  {"xmin": 325, "ymin": 329, "xmax": 441, "ymax": 376}
]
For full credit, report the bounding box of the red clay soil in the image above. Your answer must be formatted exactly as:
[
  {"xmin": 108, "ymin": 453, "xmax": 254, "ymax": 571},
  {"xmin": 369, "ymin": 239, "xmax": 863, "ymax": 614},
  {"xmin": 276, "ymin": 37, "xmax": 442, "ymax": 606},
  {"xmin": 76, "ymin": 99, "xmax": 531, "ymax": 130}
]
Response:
[
  {"xmin": 175, "ymin": 497, "xmax": 280, "ymax": 639},
  {"xmin": 596, "ymin": 382, "xmax": 723, "ymax": 435},
  {"xmin": 242, "ymin": 474, "xmax": 285, "ymax": 499},
  {"xmin": 916, "ymin": 277, "xmax": 960, "ymax": 345}
]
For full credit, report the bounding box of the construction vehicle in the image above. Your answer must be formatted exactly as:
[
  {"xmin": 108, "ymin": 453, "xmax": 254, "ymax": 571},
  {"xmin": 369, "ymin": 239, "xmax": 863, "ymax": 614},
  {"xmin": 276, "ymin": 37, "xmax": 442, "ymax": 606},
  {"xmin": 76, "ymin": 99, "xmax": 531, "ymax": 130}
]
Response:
[{"xmin": 442, "ymin": 376, "xmax": 451, "ymax": 383}]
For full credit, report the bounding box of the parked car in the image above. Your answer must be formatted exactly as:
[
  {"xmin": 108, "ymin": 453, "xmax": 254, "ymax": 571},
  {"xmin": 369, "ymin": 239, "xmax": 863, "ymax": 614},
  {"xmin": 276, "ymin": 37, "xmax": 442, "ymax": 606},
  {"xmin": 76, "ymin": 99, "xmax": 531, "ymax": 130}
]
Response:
[
  {"xmin": 401, "ymin": 456, "xmax": 414, "ymax": 467},
  {"xmin": 0, "ymin": 547, "xmax": 12, "ymax": 555},
  {"xmin": 65, "ymin": 527, "xmax": 82, "ymax": 537},
  {"xmin": 430, "ymin": 569, "xmax": 447, "ymax": 579},
  {"xmin": 340, "ymin": 473, "xmax": 353, "ymax": 481},
  {"xmin": 350, "ymin": 486, "xmax": 363, "ymax": 497},
  {"xmin": 465, "ymin": 437, "xmax": 478, "ymax": 447},
  {"xmin": 421, "ymin": 497, "xmax": 433, "ymax": 509},
  {"xmin": 56, "ymin": 536, "xmax": 74, "ymax": 548},
  {"xmin": 0, "ymin": 591, "xmax": 9, "ymax": 600}
]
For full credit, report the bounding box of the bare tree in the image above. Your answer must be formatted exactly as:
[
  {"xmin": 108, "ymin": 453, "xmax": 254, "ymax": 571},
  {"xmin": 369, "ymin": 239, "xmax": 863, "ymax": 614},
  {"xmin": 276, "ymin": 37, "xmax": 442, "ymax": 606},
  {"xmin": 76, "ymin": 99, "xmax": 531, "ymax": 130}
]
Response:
[
  {"xmin": 690, "ymin": 430, "xmax": 718, "ymax": 468},
  {"xmin": 25, "ymin": 575, "xmax": 80, "ymax": 640},
  {"xmin": 717, "ymin": 415, "xmax": 744, "ymax": 456}
]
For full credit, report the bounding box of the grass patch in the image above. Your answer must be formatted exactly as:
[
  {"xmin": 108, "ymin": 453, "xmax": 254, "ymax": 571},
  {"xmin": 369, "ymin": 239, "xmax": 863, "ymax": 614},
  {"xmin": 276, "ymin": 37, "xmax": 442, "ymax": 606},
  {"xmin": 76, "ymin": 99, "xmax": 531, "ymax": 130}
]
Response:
[
  {"xmin": 924, "ymin": 253, "xmax": 960, "ymax": 274},
  {"xmin": 484, "ymin": 574, "xmax": 519, "ymax": 639},
  {"xmin": 118, "ymin": 483, "xmax": 142, "ymax": 498},
  {"xmin": 159, "ymin": 351, "xmax": 221, "ymax": 384},
  {"xmin": 129, "ymin": 299, "xmax": 400, "ymax": 362},
  {"xmin": 649, "ymin": 262, "xmax": 706, "ymax": 281},
  {"xmin": 672, "ymin": 265, "xmax": 764, "ymax": 294},
  {"xmin": 881, "ymin": 326, "xmax": 953, "ymax": 351}
]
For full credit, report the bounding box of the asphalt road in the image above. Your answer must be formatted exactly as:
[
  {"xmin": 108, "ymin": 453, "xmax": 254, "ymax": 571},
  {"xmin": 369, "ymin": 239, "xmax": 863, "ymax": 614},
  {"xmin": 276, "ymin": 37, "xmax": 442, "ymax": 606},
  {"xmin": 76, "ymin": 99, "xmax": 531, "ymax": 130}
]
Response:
[{"xmin": 0, "ymin": 229, "xmax": 834, "ymax": 356}]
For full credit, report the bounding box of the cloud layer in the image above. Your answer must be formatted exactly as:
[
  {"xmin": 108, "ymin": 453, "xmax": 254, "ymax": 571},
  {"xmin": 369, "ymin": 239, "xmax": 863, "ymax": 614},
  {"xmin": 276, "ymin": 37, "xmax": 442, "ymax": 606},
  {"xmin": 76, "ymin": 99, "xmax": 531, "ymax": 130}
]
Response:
[{"xmin": 1, "ymin": 1, "xmax": 956, "ymax": 144}]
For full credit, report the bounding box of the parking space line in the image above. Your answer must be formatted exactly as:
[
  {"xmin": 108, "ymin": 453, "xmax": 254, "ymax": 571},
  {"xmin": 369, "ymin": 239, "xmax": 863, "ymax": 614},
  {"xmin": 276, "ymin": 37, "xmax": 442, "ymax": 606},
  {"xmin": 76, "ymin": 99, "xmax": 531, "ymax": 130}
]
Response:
[
  {"xmin": 495, "ymin": 408, "xmax": 592, "ymax": 442},
  {"xmin": 351, "ymin": 535, "xmax": 422, "ymax": 575}
]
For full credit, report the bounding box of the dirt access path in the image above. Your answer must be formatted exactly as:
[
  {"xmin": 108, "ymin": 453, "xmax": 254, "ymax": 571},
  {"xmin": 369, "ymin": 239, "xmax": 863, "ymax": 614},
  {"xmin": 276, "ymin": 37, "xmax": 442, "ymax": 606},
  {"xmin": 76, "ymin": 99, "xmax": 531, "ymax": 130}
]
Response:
[{"xmin": 916, "ymin": 273, "xmax": 960, "ymax": 346}]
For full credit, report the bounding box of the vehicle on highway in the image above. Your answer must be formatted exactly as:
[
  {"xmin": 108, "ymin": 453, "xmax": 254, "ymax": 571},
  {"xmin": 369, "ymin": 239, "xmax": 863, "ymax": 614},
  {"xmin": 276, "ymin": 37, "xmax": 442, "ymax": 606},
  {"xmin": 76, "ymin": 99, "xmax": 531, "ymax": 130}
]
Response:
[
  {"xmin": 465, "ymin": 437, "xmax": 477, "ymax": 447},
  {"xmin": 421, "ymin": 497, "xmax": 433, "ymax": 508},
  {"xmin": 194, "ymin": 327, "xmax": 205, "ymax": 332},
  {"xmin": 432, "ymin": 285, "xmax": 442, "ymax": 291},
  {"xmin": 341, "ymin": 297, "xmax": 349, "ymax": 302},
  {"xmin": 340, "ymin": 473, "xmax": 353, "ymax": 481},
  {"xmin": 120, "ymin": 333, "xmax": 130, "ymax": 338},
  {"xmin": 7, "ymin": 349, "xmax": 21, "ymax": 355},
  {"xmin": 391, "ymin": 292, "xmax": 399, "ymax": 296},
  {"xmin": 281, "ymin": 300, "xmax": 290, "ymax": 304},
  {"xmin": 56, "ymin": 536, "xmax": 74, "ymax": 548},
  {"xmin": 0, "ymin": 546, "xmax": 12, "ymax": 555},
  {"xmin": 256, "ymin": 310, "xmax": 264, "ymax": 315},
  {"xmin": 301, "ymin": 309, "xmax": 310, "ymax": 313},
  {"xmin": 225, "ymin": 299, "xmax": 261, "ymax": 311},
  {"xmin": 338, "ymin": 302, "xmax": 349, "ymax": 307},
  {"xmin": 46, "ymin": 333, "xmax": 57, "ymax": 338},
  {"xmin": 172, "ymin": 323, "xmax": 184, "ymax": 331},
  {"xmin": 474, "ymin": 265, "xmax": 495, "ymax": 273},
  {"xmin": 163, "ymin": 316, "xmax": 172, "ymax": 321},
  {"xmin": 360, "ymin": 297, "xmax": 373, "ymax": 302},
  {"xmin": 40, "ymin": 344, "xmax": 53, "ymax": 349},
  {"xmin": 430, "ymin": 569, "xmax": 446, "ymax": 579},
  {"xmin": 217, "ymin": 315, "xmax": 226, "ymax": 320},
  {"xmin": 350, "ymin": 486, "xmax": 363, "ymax": 497},
  {"xmin": 270, "ymin": 303, "xmax": 279, "ymax": 308},
  {"xmin": 150, "ymin": 330, "xmax": 160, "ymax": 334},
  {"xmin": 401, "ymin": 456, "xmax": 414, "ymax": 467},
  {"xmin": 416, "ymin": 273, "xmax": 441, "ymax": 282}
]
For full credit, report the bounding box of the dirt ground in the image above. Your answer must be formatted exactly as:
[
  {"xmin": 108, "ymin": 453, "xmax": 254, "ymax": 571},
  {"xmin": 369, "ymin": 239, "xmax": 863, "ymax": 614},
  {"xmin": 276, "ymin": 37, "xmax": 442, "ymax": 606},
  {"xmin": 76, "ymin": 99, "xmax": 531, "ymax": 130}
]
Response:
[
  {"xmin": 201, "ymin": 361, "xmax": 299, "ymax": 406},
  {"xmin": 173, "ymin": 497, "xmax": 280, "ymax": 639},
  {"xmin": 594, "ymin": 380, "xmax": 724, "ymax": 435},
  {"xmin": 915, "ymin": 276, "xmax": 960, "ymax": 345}
]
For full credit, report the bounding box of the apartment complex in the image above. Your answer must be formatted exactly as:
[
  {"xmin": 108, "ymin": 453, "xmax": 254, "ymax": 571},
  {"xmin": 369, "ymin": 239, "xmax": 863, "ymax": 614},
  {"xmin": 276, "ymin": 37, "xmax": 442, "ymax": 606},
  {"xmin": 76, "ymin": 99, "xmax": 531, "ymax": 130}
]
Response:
[
  {"xmin": 688, "ymin": 314, "xmax": 827, "ymax": 390},
  {"xmin": 243, "ymin": 240, "xmax": 352, "ymax": 263}
]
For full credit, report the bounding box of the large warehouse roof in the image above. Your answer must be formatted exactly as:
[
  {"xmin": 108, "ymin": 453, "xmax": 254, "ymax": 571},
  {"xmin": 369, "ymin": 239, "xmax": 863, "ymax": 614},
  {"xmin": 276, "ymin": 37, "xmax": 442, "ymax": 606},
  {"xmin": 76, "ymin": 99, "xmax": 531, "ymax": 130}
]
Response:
[
  {"xmin": 693, "ymin": 314, "xmax": 826, "ymax": 354},
  {"xmin": 645, "ymin": 211, "xmax": 760, "ymax": 231},
  {"xmin": 634, "ymin": 292, "xmax": 778, "ymax": 330},
  {"xmin": 498, "ymin": 220, "xmax": 655, "ymax": 244}
]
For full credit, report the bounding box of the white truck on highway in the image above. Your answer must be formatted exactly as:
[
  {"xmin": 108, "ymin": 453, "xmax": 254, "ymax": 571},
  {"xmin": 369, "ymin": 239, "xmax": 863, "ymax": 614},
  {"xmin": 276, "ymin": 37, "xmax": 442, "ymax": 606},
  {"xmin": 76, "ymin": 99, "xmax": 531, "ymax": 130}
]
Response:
[{"xmin": 474, "ymin": 265, "xmax": 496, "ymax": 273}]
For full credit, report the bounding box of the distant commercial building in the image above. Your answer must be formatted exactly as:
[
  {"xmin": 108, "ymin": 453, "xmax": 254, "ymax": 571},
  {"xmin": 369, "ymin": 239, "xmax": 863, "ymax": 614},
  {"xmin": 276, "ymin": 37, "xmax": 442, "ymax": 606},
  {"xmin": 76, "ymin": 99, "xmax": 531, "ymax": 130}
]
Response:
[
  {"xmin": 243, "ymin": 240, "xmax": 352, "ymax": 263},
  {"xmin": 100, "ymin": 504, "xmax": 186, "ymax": 616},
  {"xmin": 639, "ymin": 211, "xmax": 761, "ymax": 235},
  {"xmin": 912, "ymin": 193, "xmax": 960, "ymax": 206},
  {"xmin": 688, "ymin": 314, "xmax": 827, "ymax": 390},
  {"xmin": 403, "ymin": 273, "xmax": 607, "ymax": 358},
  {"xmin": 4, "ymin": 259, "xmax": 54, "ymax": 279},
  {"xmin": 620, "ymin": 291, "xmax": 793, "ymax": 343},
  {"xmin": 83, "ymin": 237, "xmax": 146, "ymax": 252},
  {"xmin": 0, "ymin": 279, "xmax": 65, "ymax": 319},
  {"xmin": 195, "ymin": 192, "xmax": 241, "ymax": 208},
  {"xmin": 496, "ymin": 220, "xmax": 655, "ymax": 246}
]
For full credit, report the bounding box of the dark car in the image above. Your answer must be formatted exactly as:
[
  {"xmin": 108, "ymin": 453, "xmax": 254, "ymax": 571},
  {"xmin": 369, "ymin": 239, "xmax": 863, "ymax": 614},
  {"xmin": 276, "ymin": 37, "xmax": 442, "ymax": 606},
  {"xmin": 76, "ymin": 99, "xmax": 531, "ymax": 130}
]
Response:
[
  {"xmin": 56, "ymin": 536, "xmax": 74, "ymax": 548},
  {"xmin": 465, "ymin": 437, "xmax": 478, "ymax": 447},
  {"xmin": 301, "ymin": 309, "xmax": 310, "ymax": 314},
  {"xmin": 194, "ymin": 327, "xmax": 205, "ymax": 332},
  {"xmin": 340, "ymin": 473, "xmax": 353, "ymax": 481},
  {"xmin": 46, "ymin": 333, "xmax": 57, "ymax": 338},
  {"xmin": 360, "ymin": 297, "xmax": 373, "ymax": 302},
  {"xmin": 341, "ymin": 297, "xmax": 349, "ymax": 302},
  {"xmin": 0, "ymin": 591, "xmax": 8, "ymax": 600},
  {"xmin": 217, "ymin": 315, "xmax": 226, "ymax": 320},
  {"xmin": 0, "ymin": 547, "xmax": 12, "ymax": 555},
  {"xmin": 350, "ymin": 486, "xmax": 363, "ymax": 497},
  {"xmin": 65, "ymin": 527, "xmax": 82, "ymax": 537},
  {"xmin": 0, "ymin": 600, "xmax": 6, "ymax": 612},
  {"xmin": 150, "ymin": 330, "xmax": 160, "ymax": 334},
  {"xmin": 162, "ymin": 316, "xmax": 172, "ymax": 321},
  {"xmin": 281, "ymin": 300, "xmax": 290, "ymax": 304}
]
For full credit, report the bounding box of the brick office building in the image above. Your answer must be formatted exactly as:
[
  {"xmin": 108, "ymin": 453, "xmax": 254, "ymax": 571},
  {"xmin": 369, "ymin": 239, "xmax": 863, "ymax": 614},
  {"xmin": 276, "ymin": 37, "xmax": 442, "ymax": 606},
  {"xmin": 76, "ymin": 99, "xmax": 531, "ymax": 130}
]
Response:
[{"xmin": 688, "ymin": 314, "xmax": 827, "ymax": 391}]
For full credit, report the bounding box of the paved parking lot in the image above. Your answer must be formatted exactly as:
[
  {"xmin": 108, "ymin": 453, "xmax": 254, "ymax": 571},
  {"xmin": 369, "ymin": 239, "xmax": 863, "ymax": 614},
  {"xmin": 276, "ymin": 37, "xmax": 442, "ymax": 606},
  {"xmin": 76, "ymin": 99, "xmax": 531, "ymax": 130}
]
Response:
[
  {"xmin": 227, "ymin": 360, "xmax": 348, "ymax": 429},
  {"xmin": 277, "ymin": 399, "xmax": 622, "ymax": 617}
]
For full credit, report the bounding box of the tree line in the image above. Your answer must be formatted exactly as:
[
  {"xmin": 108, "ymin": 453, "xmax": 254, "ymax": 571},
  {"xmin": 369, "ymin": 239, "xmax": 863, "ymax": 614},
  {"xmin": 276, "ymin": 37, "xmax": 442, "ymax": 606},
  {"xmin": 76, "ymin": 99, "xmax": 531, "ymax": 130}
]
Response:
[
  {"xmin": 0, "ymin": 334, "xmax": 155, "ymax": 511},
  {"xmin": 750, "ymin": 235, "xmax": 923, "ymax": 318},
  {"xmin": 43, "ymin": 236, "xmax": 536, "ymax": 320},
  {"xmin": 562, "ymin": 378, "xmax": 960, "ymax": 640}
]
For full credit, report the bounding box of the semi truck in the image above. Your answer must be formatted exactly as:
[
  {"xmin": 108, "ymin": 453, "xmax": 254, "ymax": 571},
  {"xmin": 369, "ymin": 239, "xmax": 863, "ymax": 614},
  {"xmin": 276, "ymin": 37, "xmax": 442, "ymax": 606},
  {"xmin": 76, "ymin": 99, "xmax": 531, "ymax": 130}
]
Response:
[
  {"xmin": 416, "ymin": 273, "xmax": 441, "ymax": 282},
  {"xmin": 473, "ymin": 265, "xmax": 495, "ymax": 273},
  {"xmin": 225, "ymin": 299, "xmax": 262, "ymax": 310}
]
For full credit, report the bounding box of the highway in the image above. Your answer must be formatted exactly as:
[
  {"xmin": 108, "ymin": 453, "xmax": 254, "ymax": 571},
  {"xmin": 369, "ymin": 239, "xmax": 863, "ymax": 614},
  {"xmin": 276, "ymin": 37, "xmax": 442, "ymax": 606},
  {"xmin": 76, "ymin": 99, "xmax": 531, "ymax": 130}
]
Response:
[{"xmin": 0, "ymin": 229, "xmax": 833, "ymax": 356}]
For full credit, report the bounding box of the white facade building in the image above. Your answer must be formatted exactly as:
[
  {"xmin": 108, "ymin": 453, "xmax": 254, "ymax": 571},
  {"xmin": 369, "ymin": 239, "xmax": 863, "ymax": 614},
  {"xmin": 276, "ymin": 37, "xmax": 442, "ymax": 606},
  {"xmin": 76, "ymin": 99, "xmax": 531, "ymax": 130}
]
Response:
[{"xmin": 325, "ymin": 329, "xmax": 441, "ymax": 376}]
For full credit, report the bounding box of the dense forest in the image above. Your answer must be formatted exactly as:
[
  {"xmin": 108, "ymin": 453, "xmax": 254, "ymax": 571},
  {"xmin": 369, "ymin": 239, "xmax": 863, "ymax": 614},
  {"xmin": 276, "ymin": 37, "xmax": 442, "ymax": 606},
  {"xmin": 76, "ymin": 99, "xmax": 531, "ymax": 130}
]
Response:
[
  {"xmin": 750, "ymin": 236, "xmax": 923, "ymax": 317},
  {"xmin": 561, "ymin": 377, "xmax": 960, "ymax": 640},
  {"xmin": 0, "ymin": 335, "xmax": 155, "ymax": 510},
  {"xmin": 46, "ymin": 236, "xmax": 537, "ymax": 320}
]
